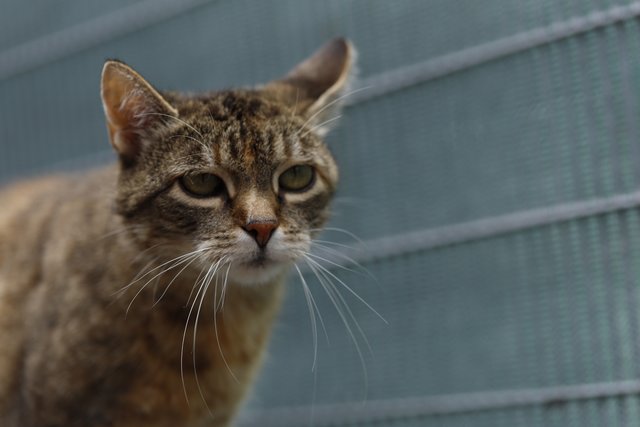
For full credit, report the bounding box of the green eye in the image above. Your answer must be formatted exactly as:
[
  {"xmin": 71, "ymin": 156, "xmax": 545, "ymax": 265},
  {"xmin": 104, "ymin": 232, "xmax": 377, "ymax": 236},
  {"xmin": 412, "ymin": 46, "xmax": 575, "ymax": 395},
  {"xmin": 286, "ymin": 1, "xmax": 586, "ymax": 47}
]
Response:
[
  {"xmin": 179, "ymin": 173, "xmax": 225, "ymax": 198},
  {"xmin": 278, "ymin": 165, "xmax": 315, "ymax": 192}
]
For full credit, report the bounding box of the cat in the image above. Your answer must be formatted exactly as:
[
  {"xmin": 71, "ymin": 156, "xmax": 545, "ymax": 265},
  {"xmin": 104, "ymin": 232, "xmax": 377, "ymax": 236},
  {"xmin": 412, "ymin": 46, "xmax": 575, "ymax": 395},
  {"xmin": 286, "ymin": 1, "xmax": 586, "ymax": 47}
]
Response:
[{"xmin": 0, "ymin": 38, "xmax": 354, "ymax": 427}]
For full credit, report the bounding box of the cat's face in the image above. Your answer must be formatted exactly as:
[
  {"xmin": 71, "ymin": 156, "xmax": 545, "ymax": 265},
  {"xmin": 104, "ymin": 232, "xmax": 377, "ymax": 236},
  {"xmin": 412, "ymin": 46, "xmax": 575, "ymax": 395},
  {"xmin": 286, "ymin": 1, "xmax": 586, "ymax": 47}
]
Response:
[
  {"xmin": 113, "ymin": 91, "xmax": 339, "ymax": 285},
  {"xmin": 101, "ymin": 39, "xmax": 353, "ymax": 285}
]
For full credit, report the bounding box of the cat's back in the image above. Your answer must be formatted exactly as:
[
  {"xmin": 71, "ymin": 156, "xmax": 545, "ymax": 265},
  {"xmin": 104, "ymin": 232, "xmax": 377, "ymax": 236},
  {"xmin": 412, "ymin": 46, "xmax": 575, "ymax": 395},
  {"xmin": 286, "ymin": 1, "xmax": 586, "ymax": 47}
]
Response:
[
  {"xmin": 0, "ymin": 167, "xmax": 116, "ymax": 263},
  {"xmin": 0, "ymin": 166, "xmax": 119, "ymax": 292},
  {"xmin": 0, "ymin": 175, "xmax": 71, "ymax": 419},
  {"xmin": 0, "ymin": 176, "xmax": 64, "ymax": 228},
  {"xmin": 0, "ymin": 167, "xmax": 119, "ymax": 420},
  {"xmin": 0, "ymin": 175, "xmax": 70, "ymax": 282}
]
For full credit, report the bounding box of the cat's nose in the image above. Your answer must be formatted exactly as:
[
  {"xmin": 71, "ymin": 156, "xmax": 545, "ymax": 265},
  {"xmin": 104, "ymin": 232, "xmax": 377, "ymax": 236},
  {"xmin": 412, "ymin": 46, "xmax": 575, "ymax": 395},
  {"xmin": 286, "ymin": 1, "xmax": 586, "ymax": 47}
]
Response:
[{"xmin": 243, "ymin": 219, "xmax": 279, "ymax": 248}]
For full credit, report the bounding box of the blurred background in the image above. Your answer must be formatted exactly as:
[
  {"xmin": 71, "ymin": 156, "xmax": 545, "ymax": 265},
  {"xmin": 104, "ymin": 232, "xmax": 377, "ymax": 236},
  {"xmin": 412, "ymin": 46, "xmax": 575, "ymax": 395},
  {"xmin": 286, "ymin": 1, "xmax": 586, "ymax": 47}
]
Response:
[{"xmin": 4, "ymin": 1, "xmax": 640, "ymax": 426}]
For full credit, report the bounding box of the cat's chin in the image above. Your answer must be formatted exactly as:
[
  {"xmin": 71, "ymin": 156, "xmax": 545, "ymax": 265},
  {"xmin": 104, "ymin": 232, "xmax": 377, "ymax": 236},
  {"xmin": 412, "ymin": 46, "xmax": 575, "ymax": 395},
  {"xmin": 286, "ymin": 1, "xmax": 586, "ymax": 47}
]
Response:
[{"xmin": 227, "ymin": 260, "xmax": 290, "ymax": 286}]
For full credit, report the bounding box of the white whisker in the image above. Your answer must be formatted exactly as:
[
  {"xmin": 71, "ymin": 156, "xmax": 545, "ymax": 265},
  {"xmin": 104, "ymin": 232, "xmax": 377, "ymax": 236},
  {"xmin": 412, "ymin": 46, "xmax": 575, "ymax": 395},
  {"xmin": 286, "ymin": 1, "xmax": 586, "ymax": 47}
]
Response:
[
  {"xmin": 181, "ymin": 262, "xmax": 215, "ymax": 405},
  {"xmin": 298, "ymin": 115, "xmax": 342, "ymax": 139},
  {"xmin": 135, "ymin": 112, "xmax": 204, "ymax": 139},
  {"xmin": 172, "ymin": 152, "xmax": 212, "ymax": 163},
  {"xmin": 295, "ymin": 86, "xmax": 370, "ymax": 135},
  {"xmin": 306, "ymin": 251, "xmax": 364, "ymax": 277},
  {"xmin": 168, "ymin": 134, "xmax": 212, "ymax": 156},
  {"xmin": 308, "ymin": 245, "xmax": 377, "ymax": 282},
  {"xmin": 305, "ymin": 256, "xmax": 386, "ymax": 324},
  {"xmin": 116, "ymin": 248, "xmax": 210, "ymax": 297},
  {"xmin": 219, "ymin": 262, "xmax": 232, "ymax": 312},
  {"xmin": 312, "ymin": 239, "xmax": 356, "ymax": 250},
  {"xmin": 305, "ymin": 258, "xmax": 369, "ymax": 400},
  {"xmin": 153, "ymin": 254, "xmax": 202, "ymax": 307},
  {"xmin": 213, "ymin": 260, "xmax": 239, "ymax": 383},
  {"xmin": 185, "ymin": 261, "xmax": 210, "ymax": 308},
  {"xmin": 306, "ymin": 258, "xmax": 373, "ymax": 354},
  {"xmin": 192, "ymin": 258, "xmax": 218, "ymax": 417},
  {"xmin": 309, "ymin": 227, "xmax": 366, "ymax": 246},
  {"xmin": 294, "ymin": 264, "xmax": 324, "ymax": 372},
  {"xmin": 125, "ymin": 253, "xmax": 200, "ymax": 315}
]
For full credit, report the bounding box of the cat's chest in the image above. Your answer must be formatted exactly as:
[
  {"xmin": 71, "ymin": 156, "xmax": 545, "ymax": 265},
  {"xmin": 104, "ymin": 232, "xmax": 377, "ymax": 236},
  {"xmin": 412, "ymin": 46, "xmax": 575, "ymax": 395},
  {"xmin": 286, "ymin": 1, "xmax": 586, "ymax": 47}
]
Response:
[{"xmin": 114, "ymin": 284, "xmax": 282, "ymax": 424}]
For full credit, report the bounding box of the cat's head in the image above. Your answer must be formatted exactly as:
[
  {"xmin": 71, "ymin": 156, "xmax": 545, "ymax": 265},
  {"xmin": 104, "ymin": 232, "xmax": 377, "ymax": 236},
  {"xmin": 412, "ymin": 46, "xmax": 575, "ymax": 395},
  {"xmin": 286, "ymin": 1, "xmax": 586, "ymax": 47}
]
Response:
[{"xmin": 100, "ymin": 38, "xmax": 354, "ymax": 285}]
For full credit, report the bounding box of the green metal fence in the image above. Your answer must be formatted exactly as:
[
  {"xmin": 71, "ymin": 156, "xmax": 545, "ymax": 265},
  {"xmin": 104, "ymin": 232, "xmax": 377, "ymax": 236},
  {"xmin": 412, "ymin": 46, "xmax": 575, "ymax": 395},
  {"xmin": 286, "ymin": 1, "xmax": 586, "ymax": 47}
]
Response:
[{"xmin": 3, "ymin": 1, "xmax": 640, "ymax": 425}]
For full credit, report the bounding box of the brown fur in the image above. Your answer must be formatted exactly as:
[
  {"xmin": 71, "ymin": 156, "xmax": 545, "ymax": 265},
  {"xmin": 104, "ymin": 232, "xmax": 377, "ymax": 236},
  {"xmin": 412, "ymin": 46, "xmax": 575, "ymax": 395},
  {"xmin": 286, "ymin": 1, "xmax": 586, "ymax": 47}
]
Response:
[{"xmin": 0, "ymin": 39, "xmax": 354, "ymax": 426}]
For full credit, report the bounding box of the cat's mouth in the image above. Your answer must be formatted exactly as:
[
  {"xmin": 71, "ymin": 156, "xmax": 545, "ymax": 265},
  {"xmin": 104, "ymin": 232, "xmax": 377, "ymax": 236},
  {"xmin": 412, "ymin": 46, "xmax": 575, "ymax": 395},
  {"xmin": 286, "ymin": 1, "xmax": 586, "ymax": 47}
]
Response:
[
  {"xmin": 228, "ymin": 255, "xmax": 289, "ymax": 286},
  {"xmin": 246, "ymin": 253, "xmax": 269, "ymax": 267},
  {"xmin": 238, "ymin": 254, "xmax": 283, "ymax": 274}
]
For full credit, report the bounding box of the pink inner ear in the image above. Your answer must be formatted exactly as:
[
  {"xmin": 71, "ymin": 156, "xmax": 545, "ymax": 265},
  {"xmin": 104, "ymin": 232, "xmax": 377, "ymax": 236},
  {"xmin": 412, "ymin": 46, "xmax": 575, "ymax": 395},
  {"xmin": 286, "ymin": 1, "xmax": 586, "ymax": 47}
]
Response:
[
  {"xmin": 103, "ymin": 82, "xmax": 154, "ymax": 159},
  {"xmin": 104, "ymin": 79, "xmax": 152, "ymax": 129},
  {"xmin": 101, "ymin": 62, "xmax": 177, "ymax": 161}
]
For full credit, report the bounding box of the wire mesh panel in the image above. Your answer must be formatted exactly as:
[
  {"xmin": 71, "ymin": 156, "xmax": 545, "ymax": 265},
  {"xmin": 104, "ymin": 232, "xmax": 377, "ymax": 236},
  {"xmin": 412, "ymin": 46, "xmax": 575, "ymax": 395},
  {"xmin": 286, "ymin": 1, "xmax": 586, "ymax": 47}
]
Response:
[{"xmin": 3, "ymin": 0, "xmax": 640, "ymax": 426}]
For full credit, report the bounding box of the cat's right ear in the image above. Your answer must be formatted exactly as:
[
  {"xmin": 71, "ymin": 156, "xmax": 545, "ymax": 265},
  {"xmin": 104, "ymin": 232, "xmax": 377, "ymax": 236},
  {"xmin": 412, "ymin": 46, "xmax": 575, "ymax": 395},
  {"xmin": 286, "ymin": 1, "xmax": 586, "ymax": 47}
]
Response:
[
  {"xmin": 263, "ymin": 38, "xmax": 356, "ymax": 136},
  {"xmin": 101, "ymin": 60, "xmax": 178, "ymax": 164}
]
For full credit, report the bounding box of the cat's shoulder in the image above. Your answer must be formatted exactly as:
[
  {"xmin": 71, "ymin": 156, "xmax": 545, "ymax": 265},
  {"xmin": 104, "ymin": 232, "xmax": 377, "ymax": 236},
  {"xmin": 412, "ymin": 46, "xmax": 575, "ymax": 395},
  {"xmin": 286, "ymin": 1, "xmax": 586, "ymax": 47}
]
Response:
[
  {"xmin": 0, "ymin": 175, "xmax": 67, "ymax": 226},
  {"xmin": 0, "ymin": 166, "xmax": 117, "ymax": 233}
]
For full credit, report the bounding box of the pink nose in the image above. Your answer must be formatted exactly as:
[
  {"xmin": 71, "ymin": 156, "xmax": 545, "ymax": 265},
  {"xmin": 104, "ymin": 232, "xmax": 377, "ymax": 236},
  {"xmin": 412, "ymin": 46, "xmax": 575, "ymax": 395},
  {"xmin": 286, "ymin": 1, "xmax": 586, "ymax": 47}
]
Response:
[{"xmin": 243, "ymin": 220, "xmax": 278, "ymax": 248}]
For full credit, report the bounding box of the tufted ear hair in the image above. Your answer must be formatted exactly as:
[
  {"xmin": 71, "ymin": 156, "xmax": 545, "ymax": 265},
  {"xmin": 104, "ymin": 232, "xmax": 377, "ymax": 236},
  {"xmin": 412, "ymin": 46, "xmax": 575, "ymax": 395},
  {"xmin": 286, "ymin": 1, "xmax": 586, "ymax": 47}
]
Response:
[
  {"xmin": 100, "ymin": 60, "xmax": 178, "ymax": 165},
  {"xmin": 263, "ymin": 38, "xmax": 356, "ymax": 136}
]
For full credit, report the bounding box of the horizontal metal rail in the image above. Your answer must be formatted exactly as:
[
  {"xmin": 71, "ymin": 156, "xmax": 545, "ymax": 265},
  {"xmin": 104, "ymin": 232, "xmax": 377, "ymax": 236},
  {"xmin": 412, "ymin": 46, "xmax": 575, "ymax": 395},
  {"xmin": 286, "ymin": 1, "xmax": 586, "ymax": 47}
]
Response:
[{"xmin": 238, "ymin": 379, "xmax": 640, "ymax": 426}]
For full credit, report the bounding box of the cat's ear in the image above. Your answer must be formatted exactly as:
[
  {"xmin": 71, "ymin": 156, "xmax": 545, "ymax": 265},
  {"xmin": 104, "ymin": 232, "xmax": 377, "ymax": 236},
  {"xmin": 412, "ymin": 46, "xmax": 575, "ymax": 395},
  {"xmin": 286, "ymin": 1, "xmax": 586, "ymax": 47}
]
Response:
[
  {"xmin": 101, "ymin": 60, "xmax": 178, "ymax": 164},
  {"xmin": 265, "ymin": 38, "xmax": 356, "ymax": 136}
]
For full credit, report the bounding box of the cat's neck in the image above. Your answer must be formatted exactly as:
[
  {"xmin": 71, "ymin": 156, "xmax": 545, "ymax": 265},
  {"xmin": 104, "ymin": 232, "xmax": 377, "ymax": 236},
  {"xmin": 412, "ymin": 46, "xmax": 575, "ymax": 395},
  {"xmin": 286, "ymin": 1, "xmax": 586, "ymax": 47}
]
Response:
[{"xmin": 100, "ymin": 233, "xmax": 287, "ymax": 424}]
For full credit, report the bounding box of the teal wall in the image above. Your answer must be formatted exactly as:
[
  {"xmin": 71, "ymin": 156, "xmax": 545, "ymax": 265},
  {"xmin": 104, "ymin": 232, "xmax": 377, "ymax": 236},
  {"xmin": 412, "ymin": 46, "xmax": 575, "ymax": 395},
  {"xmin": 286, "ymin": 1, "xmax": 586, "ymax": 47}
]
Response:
[{"xmin": 3, "ymin": 1, "xmax": 640, "ymax": 425}]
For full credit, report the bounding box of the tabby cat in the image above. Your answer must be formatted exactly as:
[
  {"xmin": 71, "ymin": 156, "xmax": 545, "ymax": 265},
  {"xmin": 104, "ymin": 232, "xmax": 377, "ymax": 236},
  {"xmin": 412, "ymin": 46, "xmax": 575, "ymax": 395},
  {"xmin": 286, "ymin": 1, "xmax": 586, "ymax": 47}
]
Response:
[{"xmin": 0, "ymin": 38, "xmax": 354, "ymax": 427}]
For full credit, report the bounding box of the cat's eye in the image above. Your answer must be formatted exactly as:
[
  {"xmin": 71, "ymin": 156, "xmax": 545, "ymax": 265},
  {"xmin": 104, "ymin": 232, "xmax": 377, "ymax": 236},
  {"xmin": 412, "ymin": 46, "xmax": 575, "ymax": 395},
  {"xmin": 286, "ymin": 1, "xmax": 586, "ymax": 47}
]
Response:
[
  {"xmin": 278, "ymin": 165, "xmax": 315, "ymax": 192},
  {"xmin": 179, "ymin": 173, "xmax": 226, "ymax": 198}
]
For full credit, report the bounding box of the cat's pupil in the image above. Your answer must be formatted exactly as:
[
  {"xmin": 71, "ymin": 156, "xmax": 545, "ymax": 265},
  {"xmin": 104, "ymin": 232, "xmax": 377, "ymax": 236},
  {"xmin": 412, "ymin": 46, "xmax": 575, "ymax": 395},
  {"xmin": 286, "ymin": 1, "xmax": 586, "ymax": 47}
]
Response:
[{"xmin": 180, "ymin": 173, "xmax": 225, "ymax": 198}]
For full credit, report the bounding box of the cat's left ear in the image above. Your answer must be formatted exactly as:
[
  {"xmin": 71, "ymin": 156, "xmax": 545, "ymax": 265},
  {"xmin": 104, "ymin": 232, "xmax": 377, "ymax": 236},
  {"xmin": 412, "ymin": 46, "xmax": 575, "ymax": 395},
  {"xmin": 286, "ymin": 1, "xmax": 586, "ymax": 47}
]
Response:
[
  {"xmin": 101, "ymin": 60, "xmax": 178, "ymax": 164},
  {"xmin": 264, "ymin": 38, "xmax": 356, "ymax": 136}
]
